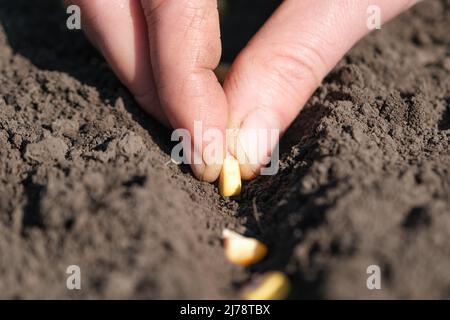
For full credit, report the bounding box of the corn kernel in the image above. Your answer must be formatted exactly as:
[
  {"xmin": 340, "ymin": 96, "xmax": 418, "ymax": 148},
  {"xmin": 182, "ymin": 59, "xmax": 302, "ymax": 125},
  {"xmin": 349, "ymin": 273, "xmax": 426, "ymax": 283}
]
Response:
[
  {"xmin": 241, "ymin": 271, "xmax": 291, "ymax": 300},
  {"xmin": 219, "ymin": 155, "xmax": 241, "ymax": 197},
  {"xmin": 222, "ymin": 228, "xmax": 267, "ymax": 266}
]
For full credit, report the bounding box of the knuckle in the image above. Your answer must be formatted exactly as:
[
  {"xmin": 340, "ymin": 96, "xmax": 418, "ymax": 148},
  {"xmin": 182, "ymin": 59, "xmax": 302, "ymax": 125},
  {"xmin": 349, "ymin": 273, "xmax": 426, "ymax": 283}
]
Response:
[
  {"xmin": 141, "ymin": 0, "xmax": 167, "ymax": 28},
  {"xmin": 260, "ymin": 42, "xmax": 328, "ymax": 97},
  {"xmin": 141, "ymin": 0, "xmax": 166, "ymax": 18},
  {"xmin": 142, "ymin": 0, "xmax": 214, "ymax": 28},
  {"xmin": 143, "ymin": 0, "xmax": 220, "ymax": 68}
]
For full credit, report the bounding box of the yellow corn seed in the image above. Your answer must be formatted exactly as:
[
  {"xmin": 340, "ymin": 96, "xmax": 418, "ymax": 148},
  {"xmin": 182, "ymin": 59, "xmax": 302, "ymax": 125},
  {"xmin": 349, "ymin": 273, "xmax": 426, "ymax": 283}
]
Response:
[
  {"xmin": 222, "ymin": 228, "xmax": 267, "ymax": 266},
  {"xmin": 219, "ymin": 155, "xmax": 241, "ymax": 197},
  {"xmin": 241, "ymin": 271, "xmax": 291, "ymax": 300}
]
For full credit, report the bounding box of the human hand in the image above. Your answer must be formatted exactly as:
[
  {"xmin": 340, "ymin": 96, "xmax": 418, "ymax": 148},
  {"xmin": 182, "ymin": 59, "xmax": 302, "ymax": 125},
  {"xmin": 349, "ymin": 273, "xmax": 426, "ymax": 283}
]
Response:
[{"xmin": 67, "ymin": 0, "xmax": 420, "ymax": 182}]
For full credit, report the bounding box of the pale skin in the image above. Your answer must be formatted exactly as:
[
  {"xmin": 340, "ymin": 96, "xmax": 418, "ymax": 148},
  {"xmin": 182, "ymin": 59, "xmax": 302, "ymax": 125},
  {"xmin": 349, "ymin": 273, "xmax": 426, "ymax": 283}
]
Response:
[{"xmin": 67, "ymin": 0, "xmax": 421, "ymax": 182}]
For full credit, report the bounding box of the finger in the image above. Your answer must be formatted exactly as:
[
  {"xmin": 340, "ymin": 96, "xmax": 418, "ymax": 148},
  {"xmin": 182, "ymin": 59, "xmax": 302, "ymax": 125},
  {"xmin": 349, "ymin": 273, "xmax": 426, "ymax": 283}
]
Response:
[
  {"xmin": 66, "ymin": 0, "xmax": 169, "ymax": 125},
  {"xmin": 225, "ymin": 0, "xmax": 421, "ymax": 179},
  {"xmin": 141, "ymin": 0, "xmax": 228, "ymax": 182}
]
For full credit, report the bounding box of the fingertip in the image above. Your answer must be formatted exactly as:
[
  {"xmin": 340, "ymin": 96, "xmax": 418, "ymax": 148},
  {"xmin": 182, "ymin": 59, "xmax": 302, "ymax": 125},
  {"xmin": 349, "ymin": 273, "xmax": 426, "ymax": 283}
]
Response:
[
  {"xmin": 239, "ymin": 164, "xmax": 259, "ymax": 181},
  {"xmin": 229, "ymin": 108, "xmax": 282, "ymax": 180},
  {"xmin": 201, "ymin": 164, "xmax": 223, "ymax": 183},
  {"xmin": 191, "ymin": 160, "xmax": 222, "ymax": 183},
  {"xmin": 191, "ymin": 163, "xmax": 206, "ymax": 181}
]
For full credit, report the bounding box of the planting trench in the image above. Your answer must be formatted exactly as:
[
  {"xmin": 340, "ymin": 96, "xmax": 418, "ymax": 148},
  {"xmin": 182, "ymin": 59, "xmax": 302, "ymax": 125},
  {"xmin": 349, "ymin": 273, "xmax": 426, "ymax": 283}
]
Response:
[{"xmin": 0, "ymin": 0, "xmax": 450, "ymax": 299}]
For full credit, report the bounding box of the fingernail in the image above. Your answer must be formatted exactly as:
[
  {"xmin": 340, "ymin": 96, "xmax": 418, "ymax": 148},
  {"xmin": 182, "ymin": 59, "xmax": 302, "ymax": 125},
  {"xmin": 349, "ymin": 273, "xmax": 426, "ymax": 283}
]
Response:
[
  {"xmin": 235, "ymin": 108, "xmax": 281, "ymax": 180},
  {"xmin": 192, "ymin": 139, "xmax": 224, "ymax": 183},
  {"xmin": 202, "ymin": 151, "xmax": 223, "ymax": 182},
  {"xmin": 190, "ymin": 145, "xmax": 206, "ymax": 180}
]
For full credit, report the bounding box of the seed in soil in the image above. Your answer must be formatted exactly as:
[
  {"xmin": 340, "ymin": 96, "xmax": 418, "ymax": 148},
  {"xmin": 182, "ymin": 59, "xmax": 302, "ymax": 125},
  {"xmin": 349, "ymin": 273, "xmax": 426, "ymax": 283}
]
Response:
[
  {"xmin": 219, "ymin": 155, "xmax": 242, "ymax": 197},
  {"xmin": 240, "ymin": 271, "xmax": 291, "ymax": 300},
  {"xmin": 222, "ymin": 228, "xmax": 267, "ymax": 266}
]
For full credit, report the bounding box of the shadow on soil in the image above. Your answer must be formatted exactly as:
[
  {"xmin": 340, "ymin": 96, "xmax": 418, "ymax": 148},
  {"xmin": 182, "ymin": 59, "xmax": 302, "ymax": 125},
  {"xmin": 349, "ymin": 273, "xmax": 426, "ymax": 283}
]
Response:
[{"xmin": 235, "ymin": 103, "xmax": 332, "ymax": 299}]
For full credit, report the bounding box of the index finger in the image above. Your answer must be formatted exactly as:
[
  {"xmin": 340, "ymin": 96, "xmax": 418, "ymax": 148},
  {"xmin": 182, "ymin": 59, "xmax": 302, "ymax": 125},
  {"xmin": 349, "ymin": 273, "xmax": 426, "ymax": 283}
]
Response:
[{"xmin": 141, "ymin": 0, "xmax": 228, "ymax": 182}]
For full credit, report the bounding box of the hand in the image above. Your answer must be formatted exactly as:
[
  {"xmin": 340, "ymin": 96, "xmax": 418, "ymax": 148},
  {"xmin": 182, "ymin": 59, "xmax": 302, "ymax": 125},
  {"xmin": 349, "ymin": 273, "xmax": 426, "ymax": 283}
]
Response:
[{"xmin": 67, "ymin": 0, "xmax": 420, "ymax": 181}]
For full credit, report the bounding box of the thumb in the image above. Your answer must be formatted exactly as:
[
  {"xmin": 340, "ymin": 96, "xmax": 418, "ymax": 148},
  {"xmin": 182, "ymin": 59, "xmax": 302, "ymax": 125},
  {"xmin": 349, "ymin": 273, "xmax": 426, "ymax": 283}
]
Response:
[{"xmin": 225, "ymin": 0, "xmax": 420, "ymax": 180}]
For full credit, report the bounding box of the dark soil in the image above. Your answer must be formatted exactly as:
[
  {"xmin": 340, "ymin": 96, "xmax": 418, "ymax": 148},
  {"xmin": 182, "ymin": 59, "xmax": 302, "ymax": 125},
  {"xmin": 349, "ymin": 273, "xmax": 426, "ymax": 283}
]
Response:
[{"xmin": 1, "ymin": 0, "xmax": 450, "ymax": 299}]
